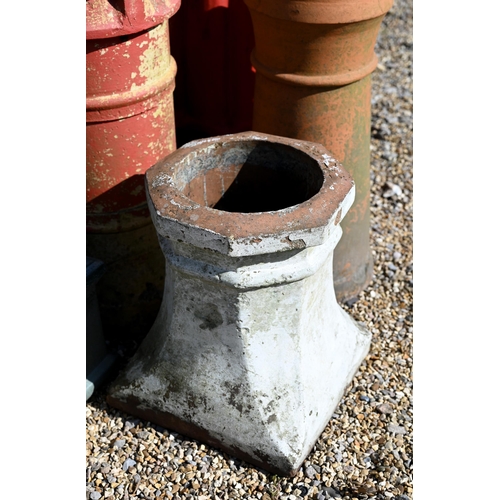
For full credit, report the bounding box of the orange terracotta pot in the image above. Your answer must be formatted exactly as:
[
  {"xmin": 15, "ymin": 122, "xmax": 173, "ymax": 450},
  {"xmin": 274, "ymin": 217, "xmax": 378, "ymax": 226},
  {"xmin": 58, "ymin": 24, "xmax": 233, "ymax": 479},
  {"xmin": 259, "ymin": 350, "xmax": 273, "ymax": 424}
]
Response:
[{"xmin": 245, "ymin": 0, "xmax": 393, "ymax": 301}]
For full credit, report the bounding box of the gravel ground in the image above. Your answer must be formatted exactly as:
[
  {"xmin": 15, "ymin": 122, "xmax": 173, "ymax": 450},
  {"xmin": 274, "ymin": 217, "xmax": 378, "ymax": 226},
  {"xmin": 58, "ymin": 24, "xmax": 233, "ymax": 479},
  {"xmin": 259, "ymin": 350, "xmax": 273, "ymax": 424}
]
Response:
[{"xmin": 86, "ymin": 1, "xmax": 413, "ymax": 498}]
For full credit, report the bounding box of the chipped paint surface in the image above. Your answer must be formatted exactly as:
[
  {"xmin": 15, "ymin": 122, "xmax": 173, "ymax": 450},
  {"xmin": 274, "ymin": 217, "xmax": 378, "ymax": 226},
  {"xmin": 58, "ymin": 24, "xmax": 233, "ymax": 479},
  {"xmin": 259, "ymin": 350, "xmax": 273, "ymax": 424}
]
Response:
[
  {"xmin": 87, "ymin": 5, "xmax": 177, "ymax": 233},
  {"xmin": 107, "ymin": 133, "xmax": 371, "ymax": 475},
  {"xmin": 86, "ymin": 0, "xmax": 181, "ymax": 40}
]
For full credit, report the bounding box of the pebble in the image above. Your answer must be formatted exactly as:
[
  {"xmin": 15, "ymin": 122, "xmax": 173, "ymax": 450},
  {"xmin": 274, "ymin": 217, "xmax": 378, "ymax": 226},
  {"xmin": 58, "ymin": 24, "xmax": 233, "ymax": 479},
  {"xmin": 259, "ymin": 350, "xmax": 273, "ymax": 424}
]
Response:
[
  {"xmin": 377, "ymin": 403, "xmax": 394, "ymax": 414},
  {"xmin": 305, "ymin": 465, "xmax": 316, "ymax": 479},
  {"xmin": 86, "ymin": 1, "xmax": 413, "ymax": 499},
  {"xmin": 382, "ymin": 182, "xmax": 403, "ymax": 198},
  {"xmin": 113, "ymin": 439, "xmax": 126, "ymax": 449},
  {"xmin": 322, "ymin": 486, "xmax": 342, "ymax": 498},
  {"xmin": 122, "ymin": 458, "xmax": 136, "ymax": 471},
  {"xmin": 388, "ymin": 424, "xmax": 407, "ymax": 435}
]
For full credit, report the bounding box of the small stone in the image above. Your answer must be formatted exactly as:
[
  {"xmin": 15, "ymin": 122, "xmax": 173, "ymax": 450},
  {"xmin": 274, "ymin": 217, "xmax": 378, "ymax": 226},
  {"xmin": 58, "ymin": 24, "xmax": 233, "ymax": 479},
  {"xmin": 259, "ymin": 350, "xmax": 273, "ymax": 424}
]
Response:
[
  {"xmin": 376, "ymin": 403, "xmax": 394, "ymax": 414},
  {"xmin": 382, "ymin": 182, "xmax": 402, "ymax": 198},
  {"xmin": 114, "ymin": 439, "xmax": 126, "ymax": 449},
  {"xmin": 124, "ymin": 421, "xmax": 136, "ymax": 431},
  {"xmin": 90, "ymin": 492, "xmax": 102, "ymax": 500},
  {"xmin": 122, "ymin": 458, "xmax": 136, "ymax": 471},
  {"xmin": 387, "ymin": 424, "xmax": 407, "ymax": 434},
  {"xmin": 356, "ymin": 484, "xmax": 377, "ymax": 495},
  {"xmin": 322, "ymin": 486, "xmax": 342, "ymax": 498},
  {"xmin": 305, "ymin": 466, "xmax": 316, "ymax": 479}
]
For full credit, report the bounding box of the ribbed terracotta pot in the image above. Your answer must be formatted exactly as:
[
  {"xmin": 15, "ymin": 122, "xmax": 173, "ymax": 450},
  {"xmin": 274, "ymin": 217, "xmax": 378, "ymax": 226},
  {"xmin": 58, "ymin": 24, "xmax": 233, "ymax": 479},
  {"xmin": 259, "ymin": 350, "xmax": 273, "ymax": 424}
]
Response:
[{"xmin": 245, "ymin": 0, "xmax": 393, "ymax": 302}]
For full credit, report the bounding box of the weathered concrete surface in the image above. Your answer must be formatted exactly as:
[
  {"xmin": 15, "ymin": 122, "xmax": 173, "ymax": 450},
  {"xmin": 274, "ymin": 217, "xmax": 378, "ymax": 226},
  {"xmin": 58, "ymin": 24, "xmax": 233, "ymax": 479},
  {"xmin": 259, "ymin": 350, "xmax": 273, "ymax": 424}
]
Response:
[{"xmin": 107, "ymin": 132, "xmax": 372, "ymax": 476}]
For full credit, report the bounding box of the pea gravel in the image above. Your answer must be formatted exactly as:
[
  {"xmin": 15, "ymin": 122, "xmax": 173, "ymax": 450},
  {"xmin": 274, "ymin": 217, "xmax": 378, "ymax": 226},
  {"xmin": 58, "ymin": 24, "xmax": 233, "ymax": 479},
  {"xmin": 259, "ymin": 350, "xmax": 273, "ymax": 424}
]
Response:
[{"xmin": 86, "ymin": 0, "xmax": 413, "ymax": 498}]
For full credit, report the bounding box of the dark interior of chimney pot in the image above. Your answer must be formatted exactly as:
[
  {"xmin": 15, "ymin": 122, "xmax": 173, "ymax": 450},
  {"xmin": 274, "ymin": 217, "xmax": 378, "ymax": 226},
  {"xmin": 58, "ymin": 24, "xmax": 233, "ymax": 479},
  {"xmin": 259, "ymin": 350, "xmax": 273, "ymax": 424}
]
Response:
[{"xmin": 181, "ymin": 146, "xmax": 324, "ymax": 213}]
